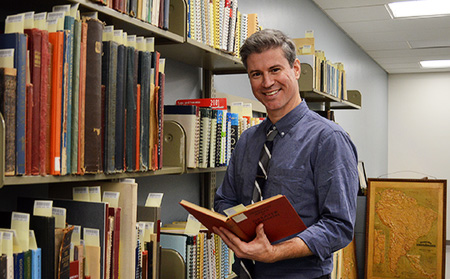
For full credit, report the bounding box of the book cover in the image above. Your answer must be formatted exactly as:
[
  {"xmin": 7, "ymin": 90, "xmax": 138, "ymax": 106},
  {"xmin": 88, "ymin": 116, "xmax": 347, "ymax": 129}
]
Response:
[
  {"xmin": 84, "ymin": 17, "xmax": 104, "ymax": 174},
  {"xmin": 0, "ymin": 68, "xmax": 17, "ymax": 176},
  {"xmin": 136, "ymin": 84, "xmax": 141, "ymax": 171},
  {"xmin": 78, "ymin": 21, "xmax": 88, "ymax": 174},
  {"xmin": 138, "ymin": 51, "xmax": 151, "ymax": 171},
  {"xmin": 13, "ymin": 252, "xmax": 24, "ymax": 279},
  {"xmin": 125, "ymin": 46, "xmax": 137, "ymax": 172},
  {"xmin": 114, "ymin": 44, "xmax": 126, "ymax": 172},
  {"xmin": 157, "ymin": 71, "xmax": 165, "ymax": 170},
  {"xmin": 49, "ymin": 31, "xmax": 64, "ymax": 176},
  {"xmin": 180, "ymin": 195, "xmax": 307, "ymax": 243},
  {"xmin": 57, "ymin": 226, "xmax": 73, "ymax": 279},
  {"xmin": 24, "ymin": 28, "xmax": 42, "ymax": 176},
  {"xmin": 101, "ymin": 40, "xmax": 119, "ymax": 174},
  {"xmin": 164, "ymin": 105, "xmax": 199, "ymax": 169},
  {"xmin": 0, "ymin": 33, "xmax": 27, "ymax": 175},
  {"xmin": 23, "ymin": 249, "xmax": 31, "ymax": 279},
  {"xmin": 25, "ymin": 84, "xmax": 33, "ymax": 175},
  {"xmin": 30, "ymin": 248, "xmax": 41, "ymax": 279},
  {"xmin": 108, "ymin": 207, "xmax": 121, "ymax": 279},
  {"xmin": 198, "ymin": 107, "xmax": 212, "ymax": 169},
  {"xmin": 71, "ymin": 19, "xmax": 82, "ymax": 174},
  {"xmin": 29, "ymin": 215, "xmax": 55, "ymax": 279},
  {"xmin": 69, "ymin": 260, "xmax": 79, "ymax": 279},
  {"xmin": 39, "ymin": 30, "xmax": 50, "ymax": 176}
]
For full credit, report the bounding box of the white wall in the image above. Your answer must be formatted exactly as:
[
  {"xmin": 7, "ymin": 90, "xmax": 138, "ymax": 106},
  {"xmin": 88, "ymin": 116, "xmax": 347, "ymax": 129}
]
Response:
[
  {"xmin": 388, "ymin": 72, "xmax": 450, "ymax": 241},
  {"xmin": 215, "ymin": 0, "xmax": 389, "ymax": 178}
]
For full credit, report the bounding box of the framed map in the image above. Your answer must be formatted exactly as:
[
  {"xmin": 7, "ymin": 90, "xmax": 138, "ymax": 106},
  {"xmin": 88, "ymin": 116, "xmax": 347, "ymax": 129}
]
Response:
[{"xmin": 365, "ymin": 179, "xmax": 446, "ymax": 279}]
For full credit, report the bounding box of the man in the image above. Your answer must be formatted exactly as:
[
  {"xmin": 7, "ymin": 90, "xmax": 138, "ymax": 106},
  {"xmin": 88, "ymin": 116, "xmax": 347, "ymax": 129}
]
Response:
[{"xmin": 213, "ymin": 29, "xmax": 359, "ymax": 279}]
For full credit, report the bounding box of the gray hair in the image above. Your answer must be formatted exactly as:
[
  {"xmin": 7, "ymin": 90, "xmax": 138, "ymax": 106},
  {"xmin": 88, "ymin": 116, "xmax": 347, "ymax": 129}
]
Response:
[{"xmin": 240, "ymin": 29, "xmax": 297, "ymax": 69}]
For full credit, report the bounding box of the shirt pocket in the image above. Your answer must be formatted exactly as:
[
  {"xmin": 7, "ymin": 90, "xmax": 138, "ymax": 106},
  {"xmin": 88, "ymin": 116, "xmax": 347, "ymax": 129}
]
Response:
[{"xmin": 268, "ymin": 166, "xmax": 308, "ymax": 205}]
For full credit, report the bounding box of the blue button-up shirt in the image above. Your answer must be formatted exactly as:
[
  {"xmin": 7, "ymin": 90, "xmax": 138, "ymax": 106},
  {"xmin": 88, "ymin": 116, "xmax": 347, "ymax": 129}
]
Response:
[{"xmin": 214, "ymin": 101, "xmax": 359, "ymax": 278}]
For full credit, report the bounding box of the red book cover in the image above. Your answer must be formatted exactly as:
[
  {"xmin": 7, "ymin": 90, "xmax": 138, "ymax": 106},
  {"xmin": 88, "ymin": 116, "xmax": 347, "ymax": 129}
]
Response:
[
  {"xmin": 48, "ymin": 31, "xmax": 65, "ymax": 175},
  {"xmin": 39, "ymin": 30, "xmax": 50, "ymax": 176},
  {"xmin": 78, "ymin": 21, "xmax": 87, "ymax": 175},
  {"xmin": 176, "ymin": 98, "xmax": 228, "ymax": 110},
  {"xmin": 180, "ymin": 195, "xmax": 307, "ymax": 243},
  {"xmin": 69, "ymin": 260, "xmax": 79, "ymax": 278},
  {"xmin": 25, "ymin": 83, "xmax": 33, "ymax": 175},
  {"xmin": 24, "ymin": 28, "xmax": 42, "ymax": 175},
  {"xmin": 136, "ymin": 84, "xmax": 141, "ymax": 171},
  {"xmin": 45, "ymin": 43, "xmax": 53, "ymax": 175},
  {"xmin": 109, "ymin": 207, "xmax": 121, "ymax": 279}
]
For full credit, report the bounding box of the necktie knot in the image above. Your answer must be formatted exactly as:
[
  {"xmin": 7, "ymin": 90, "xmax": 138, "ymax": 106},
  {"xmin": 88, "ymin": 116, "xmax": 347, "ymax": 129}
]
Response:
[{"xmin": 266, "ymin": 126, "xmax": 278, "ymax": 142}]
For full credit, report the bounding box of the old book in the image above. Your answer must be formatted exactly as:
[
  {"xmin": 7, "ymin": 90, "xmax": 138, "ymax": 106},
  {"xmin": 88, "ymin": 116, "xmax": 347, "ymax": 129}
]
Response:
[
  {"xmin": 24, "ymin": 28, "xmax": 42, "ymax": 176},
  {"xmin": 157, "ymin": 71, "xmax": 164, "ymax": 170},
  {"xmin": 49, "ymin": 31, "xmax": 65, "ymax": 175},
  {"xmin": 0, "ymin": 33, "xmax": 27, "ymax": 175},
  {"xmin": 0, "ymin": 68, "xmax": 17, "ymax": 176},
  {"xmin": 84, "ymin": 17, "xmax": 104, "ymax": 173},
  {"xmin": 125, "ymin": 46, "xmax": 137, "ymax": 172},
  {"xmin": 39, "ymin": 30, "xmax": 50, "ymax": 176},
  {"xmin": 78, "ymin": 21, "xmax": 88, "ymax": 175},
  {"xmin": 25, "ymin": 84, "xmax": 33, "ymax": 175},
  {"xmin": 180, "ymin": 195, "xmax": 307, "ymax": 243},
  {"xmin": 70, "ymin": 19, "xmax": 82, "ymax": 174},
  {"xmin": 114, "ymin": 44, "xmax": 126, "ymax": 172},
  {"xmin": 138, "ymin": 50, "xmax": 151, "ymax": 171},
  {"xmin": 101, "ymin": 40, "xmax": 119, "ymax": 174}
]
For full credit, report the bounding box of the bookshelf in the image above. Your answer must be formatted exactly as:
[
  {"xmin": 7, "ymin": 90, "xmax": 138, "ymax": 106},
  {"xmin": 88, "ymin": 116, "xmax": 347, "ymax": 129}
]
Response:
[
  {"xmin": 299, "ymin": 62, "xmax": 362, "ymax": 110},
  {"xmin": 0, "ymin": 0, "xmax": 247, "ymax": 188}
]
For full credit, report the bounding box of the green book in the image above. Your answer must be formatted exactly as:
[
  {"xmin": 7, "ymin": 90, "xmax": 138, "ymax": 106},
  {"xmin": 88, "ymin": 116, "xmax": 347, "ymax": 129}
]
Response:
[{"xmin": 71, "ymin": 19, "xmax": 82, "ymax": 174}]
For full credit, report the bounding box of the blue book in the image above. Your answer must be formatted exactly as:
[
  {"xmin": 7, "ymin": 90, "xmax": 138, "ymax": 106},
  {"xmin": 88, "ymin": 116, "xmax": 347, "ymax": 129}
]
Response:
[
  {"xmin": 64, "ymin": 16, "xmax": 75, "ymax": 174},
  {"xmin": 13, "ymin": 252, "xmax": 24, "ymax": 279},
  {"xmin": 31, "ymin": 248, "xmax": 41, "ymax": 279},
  {"xmin": 115, "ymin": 44, "xmax": 127, "ymax": 172},
  {"xmin": 0, "ymin": 33, "xmax": 27, "ymax": 175},
  {"xmin": 138, "ymin": 51, "xmax": 151, "ymax": 171}
]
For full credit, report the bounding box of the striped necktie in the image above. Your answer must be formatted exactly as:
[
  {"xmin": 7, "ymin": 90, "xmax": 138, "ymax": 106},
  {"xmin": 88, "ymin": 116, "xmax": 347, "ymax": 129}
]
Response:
[
  {"xmin": 240, "ymin": 126, "xmax": 278, "ymax": 279},
  {"xmin": 252, "ymin": 126, "xmax": 278, "ymax": 202}
]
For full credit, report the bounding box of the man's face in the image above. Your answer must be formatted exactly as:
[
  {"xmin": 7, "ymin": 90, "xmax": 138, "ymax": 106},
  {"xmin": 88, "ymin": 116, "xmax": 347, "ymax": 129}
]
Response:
[{"xmin": 246, "ymin": 47, "xmax": 301, "ymax": 122}]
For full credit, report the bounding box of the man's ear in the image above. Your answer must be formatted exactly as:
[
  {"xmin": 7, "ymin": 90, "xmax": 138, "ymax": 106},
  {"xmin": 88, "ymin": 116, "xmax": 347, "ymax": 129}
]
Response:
[{"xmin": 293, "ymin": 58, "xmax": 301, "ymax": 79}]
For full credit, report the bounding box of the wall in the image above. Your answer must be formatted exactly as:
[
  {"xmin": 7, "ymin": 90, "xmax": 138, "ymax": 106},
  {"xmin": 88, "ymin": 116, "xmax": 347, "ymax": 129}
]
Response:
[
  {"xmin": 388, "ymin": 72, "xmax": 450, "ymax": 240},
  {"xmin": 214, "ymin": 0, "xmax": 389, "ymax": 179}
]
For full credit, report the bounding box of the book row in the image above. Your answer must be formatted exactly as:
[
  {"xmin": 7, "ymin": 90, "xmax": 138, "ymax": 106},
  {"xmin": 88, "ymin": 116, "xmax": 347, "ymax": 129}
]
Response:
[
  {"xmin": 294, "ymin": 33, "xmax": 348, "ymax": 100},
  {"xmin": 0, "ymin": 5, "xmax": 165, "ymax": 177},
  {"xmin": 187, "ymin": 0, "xmax": 260, "ymax": 57},
  {"xmin": 90, "ymin": 0, "xmax": 170, "ymax": 30},
  {"xmin": 165, "ymin": 98, "xmax": 264, "ymax": 169}
]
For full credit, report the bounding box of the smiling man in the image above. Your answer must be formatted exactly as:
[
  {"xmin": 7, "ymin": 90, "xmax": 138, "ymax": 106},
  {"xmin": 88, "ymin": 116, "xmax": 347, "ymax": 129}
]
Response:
[{"xmin": 214, "ymin": 29, "xmax": 359, "ymax": 279}]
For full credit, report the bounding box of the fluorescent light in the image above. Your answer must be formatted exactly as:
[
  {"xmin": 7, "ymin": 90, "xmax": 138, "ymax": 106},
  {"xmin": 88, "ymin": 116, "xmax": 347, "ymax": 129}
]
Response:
[
  {"xmin": 387, "ymin": 0, "xmax": 450, "ymax": 18},
  {"xmin": 420, "ymin": 60, "xmax": 450, "ymax": 68}
]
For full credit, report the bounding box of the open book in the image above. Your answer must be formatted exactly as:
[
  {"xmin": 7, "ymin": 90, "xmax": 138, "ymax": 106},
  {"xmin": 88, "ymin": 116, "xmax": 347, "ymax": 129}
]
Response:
[{"xmin": 180, "ymin": 195, "xmax": 307, "ymax": 243}]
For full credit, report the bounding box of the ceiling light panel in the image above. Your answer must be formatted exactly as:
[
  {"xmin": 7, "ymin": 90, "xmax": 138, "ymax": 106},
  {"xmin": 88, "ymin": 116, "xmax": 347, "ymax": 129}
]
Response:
[{"xmin": 387, "ymin": 0, "xmax": 450, "ymax": 18}]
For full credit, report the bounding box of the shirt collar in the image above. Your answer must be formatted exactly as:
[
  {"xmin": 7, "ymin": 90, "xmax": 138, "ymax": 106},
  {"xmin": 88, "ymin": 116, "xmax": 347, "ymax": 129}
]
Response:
[{"xmin": 265, "ymin": 101, "xmax": 308, "ymax": 138}]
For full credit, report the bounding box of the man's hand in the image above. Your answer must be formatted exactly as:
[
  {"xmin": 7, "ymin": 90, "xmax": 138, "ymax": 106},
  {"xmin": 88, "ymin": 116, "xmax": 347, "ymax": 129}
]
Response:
[{"xmin": 213, "ymin": 223, "xmax": 313, "ymax": 263}]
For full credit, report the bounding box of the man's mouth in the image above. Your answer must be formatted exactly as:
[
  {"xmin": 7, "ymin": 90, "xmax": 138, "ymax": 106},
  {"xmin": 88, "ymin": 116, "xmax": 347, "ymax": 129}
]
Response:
[{"xmin": 263, "ymin": 89, "xmax": 280, "ymax": 96}]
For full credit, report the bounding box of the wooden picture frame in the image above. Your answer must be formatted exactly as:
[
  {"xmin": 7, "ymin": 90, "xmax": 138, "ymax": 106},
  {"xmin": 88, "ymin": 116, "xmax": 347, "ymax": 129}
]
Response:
[{"xmin": 365, "ymin": 178, "xmax": 446, "ymax": 278}]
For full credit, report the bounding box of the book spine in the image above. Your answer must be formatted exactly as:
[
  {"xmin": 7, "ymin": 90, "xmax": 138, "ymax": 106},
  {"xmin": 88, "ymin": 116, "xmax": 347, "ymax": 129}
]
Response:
[
  {"xmin": 71, "ymin": 19, "xmax": 82, "ymax": 174},
  {"xmin": 138, "ymin": 51, "xmax": 150, "ymax": 171},
  {"xmin": 16, "ymin": 34, "xmax": 27, "ymax": 175},
  {"xmin": 31, "ymin": 248, "xmax": 41, "ymax": 279},
  {"xmin": 0, "ymin": 68, "xmax": 17, "ymax": 176},
  {"xmin": 39, "ymin": 31, "xmax": 50, "ymax": 176},
  {"xmin": 78, "ymin": 22, "xmax": 88, "ymax": 174},
  {"xmin": 157, "ymin": 72, "xmax": 165, "ymax": 169},
  {"xmin": 114, "ymin": 45, "xmax": 126, "ymax": 172},
  {"xmin": 25, "ymin": 84, "xmax": 33, "ymax": 175},
  {"xmin": 84, "ymin": 17, "xmax": 104, "ymax": 173},
  {"xmin": 125, "ymin": 46, "xmax": 137, "ymax": 172}
]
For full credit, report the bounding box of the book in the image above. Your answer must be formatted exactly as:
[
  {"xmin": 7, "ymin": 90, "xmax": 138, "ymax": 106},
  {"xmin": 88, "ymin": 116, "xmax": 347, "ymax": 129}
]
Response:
[
  {"xmin": 164, "ymin": 105, "xmax": 199, "ymax": 168},
  {"xmin": 84, "ymin": 17, "xmax": 104, "ymax": 173},
  {"xmin": 30, "ymin": 248, "xmax": 41, "ymax": 279},
  {"xmin": 180, "ymin": 195, "xmax": 307, "ymax": 243},
  {"xmin": 101, "ymin": 40, "xmax": 119, "ymax": 174},
  {"xmin": 29, "ymin": 216, "xmax": 55, "ymax": 279},
  {"xmin": 0, "ymin": 33, "xmax": 27, "ymax": 175},
  {"xmin": 198, "ymin": 107, "xmax": 212, "ymax": 169},
  {"xmin": 138, "ymin": 50, "xmax": 151, "ymax": 171},
  {"xmin": 78, "ymin": 21, "xmax": 88, "ymax": 174},
  {"xmin": 125, "ymin": 46, "xmax": 137, "ymax": 172},
  {"xmin": 49, "ymin": 31, "xmax": 64, "ymax": 175},
  {"xmin": 39, "ymin": 30, "xmax": 51, "ymax": 176},
  {"xmin": 114, "ymin": 44, "xmax": 126, "ymax": 172},
  {"xmin": 108, "ymin": 207, "xmax": 121, "ymax": 279},
  {"xmin": 24, "ymin": 28, "xmax": 42, "ymax": 176},
  {"xmin": 0, "ymin": 68, "xmax": 17, "ymax": 176},
  {"xmin": 175, "ymin": 98, "xmax": 227, "ymax": 110},
  {"xmin": 71, "ymin": 19, "xmax": 82, "ymax": 174}
]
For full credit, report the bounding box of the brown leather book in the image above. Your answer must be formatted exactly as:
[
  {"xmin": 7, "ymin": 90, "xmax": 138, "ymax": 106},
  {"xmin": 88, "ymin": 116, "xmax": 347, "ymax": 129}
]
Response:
[
  {"xmin": 78, "ymin": 21, "xmax": 88, "ymax": 175},
  {"xmin": 84, "ymin": 17, "xmax": 104, "ymax": 174},
  {"xmin": 0, "ymin": 67, "xmax": 17, "ymax": 176},
  {"xmin": 24, "ymin": 28, "xmax": 42, "ymax": 175},
  {"xmin": 39, "ymin": 30, "xmax": 50, "ymax": 176}
]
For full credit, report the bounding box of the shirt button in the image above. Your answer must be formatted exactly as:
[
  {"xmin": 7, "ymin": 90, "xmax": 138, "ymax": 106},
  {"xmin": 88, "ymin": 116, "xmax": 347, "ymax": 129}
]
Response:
[{"xmin": 281, "ymin": 132, "xmax": 285, "ymax": 136}]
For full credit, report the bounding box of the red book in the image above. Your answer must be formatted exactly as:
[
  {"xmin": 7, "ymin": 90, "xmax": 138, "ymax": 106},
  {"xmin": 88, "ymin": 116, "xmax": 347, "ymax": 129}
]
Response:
[
  {"xmin": 136, "ymin": 84, "xmax": 141, "ymax": 171},
  {"xmin": 109, "ymin": 207, "xmax": 121, "ymax": 279},
  {"xmin": 39, "ymin": 30, "xmax": 50, "ymax": 175},
  {"xmin": 176, "ymin": 98, "xmax": 228, "ymax": 110},
  {"xmin": 48, "ymin": 31, "xmax": 64, "ymax": 175},
  {"xmin": 78, "ymin": 21, "xmax": 87, "ymax": 175},
  {"xmin": 24, "ymin": 28, "xmax": 42, "ymax": 175},
  {"xmin": 180, "ymin": 195, "xmax": 307, "ymax": 243},
  {"xmin": 69, "ymin": 260, "xmax": 80, "ymax": 278}
]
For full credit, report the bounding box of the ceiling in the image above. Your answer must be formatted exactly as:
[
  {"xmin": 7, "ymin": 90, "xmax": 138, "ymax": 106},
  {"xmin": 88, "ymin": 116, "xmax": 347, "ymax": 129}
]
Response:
[{"xmin": 312, "ymin": 0, "xmax": 450, "ymax": 74}]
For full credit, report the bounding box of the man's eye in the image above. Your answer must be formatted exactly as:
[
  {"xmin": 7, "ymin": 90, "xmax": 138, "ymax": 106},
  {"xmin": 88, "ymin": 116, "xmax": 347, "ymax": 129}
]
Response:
[
  {"xmin": 251, "ymin": 72, "xmax": 261, "ymax": 78},
  {"xmin": 271, "ymin": 68, "xmax": 281, "ymax": 73}
]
